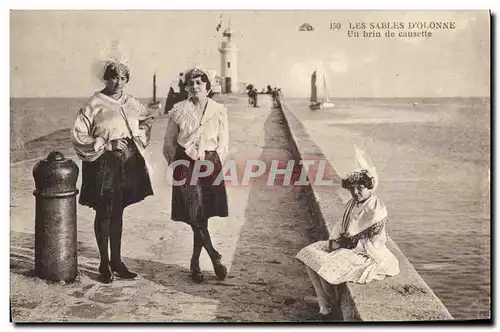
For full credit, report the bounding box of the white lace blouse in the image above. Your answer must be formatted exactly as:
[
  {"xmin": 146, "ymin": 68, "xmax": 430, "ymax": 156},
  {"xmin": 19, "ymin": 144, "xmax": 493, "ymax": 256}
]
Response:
[{"xmin": 163, "ymin": 98, "xmax": 229, "ymax": 163}]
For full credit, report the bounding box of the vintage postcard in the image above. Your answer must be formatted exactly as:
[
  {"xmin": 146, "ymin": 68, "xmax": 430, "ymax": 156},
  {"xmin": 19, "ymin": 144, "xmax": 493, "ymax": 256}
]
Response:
[{"xmin": 9, "ymin": 10, "xmax": 491, "ymax": 323}]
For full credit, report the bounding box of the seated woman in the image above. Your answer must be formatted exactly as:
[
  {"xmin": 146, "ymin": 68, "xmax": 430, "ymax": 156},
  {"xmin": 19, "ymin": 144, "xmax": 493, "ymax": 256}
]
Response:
[{"xmin": 295, "ymin": 169, "xmax": 400, "ymax": 316}]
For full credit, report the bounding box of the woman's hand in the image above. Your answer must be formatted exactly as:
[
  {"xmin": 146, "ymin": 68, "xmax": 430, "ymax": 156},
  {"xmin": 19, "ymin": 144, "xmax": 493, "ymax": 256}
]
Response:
[
  {"xmin": 105, "ymin": 139, "xmax": 130, "ymax": 163},
  {"xmin": 107, "ymin": 139, "xmax": 128, "ymax": 152},
  {"xmin": 328, "ymin": 239, "xmax": 340, "ymax": 252}
]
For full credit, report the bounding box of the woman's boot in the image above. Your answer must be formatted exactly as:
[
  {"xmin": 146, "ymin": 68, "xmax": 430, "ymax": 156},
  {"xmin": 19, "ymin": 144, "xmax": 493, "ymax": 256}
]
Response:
[
  {"xmin": 190, "ymin": 258, "xmax": 205, "ymax": 283},
  {"xmin": 210, "ymin": 253, "xmax": 227, "ymax": 281},
  {"xmin": 198, "ymin": 223, "xmax": 227, "ymax": 281},
  {"xmin": 111, "ymin": 262, "xmax": 138, "ymax": 279},
  {"xmin": 98, "ymin": 262, "xmax": 114, "ymax": 284}
]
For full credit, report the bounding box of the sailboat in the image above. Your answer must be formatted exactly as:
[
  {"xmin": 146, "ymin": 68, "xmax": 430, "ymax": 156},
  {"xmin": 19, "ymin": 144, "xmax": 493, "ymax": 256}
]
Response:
[
  {"xmin": 148, "ymin": 72, "xmax": 162, "ymax": 109},
  {"xmin": 309, "ymin": 70, "xmax": 335, "ymax": 110}
]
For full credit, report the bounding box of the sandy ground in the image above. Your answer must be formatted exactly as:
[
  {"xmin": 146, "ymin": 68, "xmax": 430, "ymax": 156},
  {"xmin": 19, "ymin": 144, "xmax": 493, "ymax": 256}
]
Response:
[{"xmin": 10, "ymin": 95, "xmax": 328, "ymax": 323}]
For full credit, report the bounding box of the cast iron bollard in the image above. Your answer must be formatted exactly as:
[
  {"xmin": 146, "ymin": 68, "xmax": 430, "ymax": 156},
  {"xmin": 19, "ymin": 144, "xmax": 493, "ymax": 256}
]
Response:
[{"xmin": 33, "ymin": 151, "xmax": 79, "ymax": 282}]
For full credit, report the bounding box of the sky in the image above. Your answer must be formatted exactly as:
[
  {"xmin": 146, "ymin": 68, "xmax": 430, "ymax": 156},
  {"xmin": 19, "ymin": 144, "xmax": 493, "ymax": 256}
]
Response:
[{"xmin": 10, "ymin": 10, "xmax": 490, "ymax": 98}]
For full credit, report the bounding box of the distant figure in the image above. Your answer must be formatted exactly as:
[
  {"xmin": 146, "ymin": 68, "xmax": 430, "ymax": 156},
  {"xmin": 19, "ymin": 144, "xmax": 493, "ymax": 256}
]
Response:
[
  {"xmin": 272, "ymin": 87, "xmax": 281, "ymax": 108},
  {"xmin": 246, "ymin": 84, "xmax": 254, "ymax": 106},
  {"xmin": 266, "ymin": 85, "xmax": 273, "ymax": 94},
  {"xmin": 72, "ymin": 60, "xmax": 154, "ymax": 284},
  {"xmin": 247, "ymin": 84, "xmax": 257, "ymax": 107},
  {"xmin": 163, "ymin": 67, "xmax": 230, "ymax": 284},
  {"xmin": 164, "ymin": 73, "xmax": 189, "ymax": 114},
  {"xmin": 252, "ymin": 88, "xmax": 259, "ymax": 107},
  {"xmin": 246, "ymin": 85, "xmax": 258, "ymax": 108},
  {"xmin": 164, "ymin": 87, "xmax": 177, "ymax": 114},
  {"xmin": 295, "ymin": 169, "xmax": 400, "ymax": 317}
]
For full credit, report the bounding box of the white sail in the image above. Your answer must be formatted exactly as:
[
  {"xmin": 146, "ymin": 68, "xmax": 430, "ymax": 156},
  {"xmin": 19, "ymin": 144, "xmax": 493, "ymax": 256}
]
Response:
[
  {"xmin": 320, "ymin": 72, "xmax": 335, "ymax": 109},
  {"xmin": 323, "ymin": 75, "xmax": 331, "ymax": 103}
]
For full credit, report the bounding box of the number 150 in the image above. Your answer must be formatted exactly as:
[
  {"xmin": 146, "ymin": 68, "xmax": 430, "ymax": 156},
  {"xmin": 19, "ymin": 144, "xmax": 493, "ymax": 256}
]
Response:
[{"xmin": 330, "ymin": 22, "xmax": 341, "ymax": 29}]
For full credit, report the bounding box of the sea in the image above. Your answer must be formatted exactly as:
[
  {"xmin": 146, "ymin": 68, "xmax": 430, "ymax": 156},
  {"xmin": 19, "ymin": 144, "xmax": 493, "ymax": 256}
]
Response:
[
  {"xmin": 9, "ymin": 97, "xmax": 159, "ymax": 163},
  {"xmin": 10, "ymin": 96, "xmax": 491, "ymax": 319}
]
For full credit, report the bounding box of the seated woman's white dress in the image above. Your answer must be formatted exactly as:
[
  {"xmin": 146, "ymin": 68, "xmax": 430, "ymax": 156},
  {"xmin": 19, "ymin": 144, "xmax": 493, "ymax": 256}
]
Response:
[{"xmin": 295, "ymin": 195, "xmax": 400, "ymax": 284}]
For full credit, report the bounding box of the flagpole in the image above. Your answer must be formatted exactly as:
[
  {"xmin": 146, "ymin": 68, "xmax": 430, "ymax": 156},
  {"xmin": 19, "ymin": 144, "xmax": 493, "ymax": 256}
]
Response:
[{"xmin": 216, "ymin": 12, "xmax": 223, "ymax": 33}]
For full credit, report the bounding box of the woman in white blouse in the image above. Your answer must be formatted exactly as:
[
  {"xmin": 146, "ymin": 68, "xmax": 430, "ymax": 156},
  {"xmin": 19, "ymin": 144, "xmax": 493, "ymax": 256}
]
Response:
[
  {"xmin": 163, "ymin": 67, "xmax": 230, "ymax": 283},
  {"xmin": 295, "ymin": 170, "xmax": 400, "ymax": 317},
  {"xmin": 72, "ymin": 61, "xmax": 154, "ymax": 283}
]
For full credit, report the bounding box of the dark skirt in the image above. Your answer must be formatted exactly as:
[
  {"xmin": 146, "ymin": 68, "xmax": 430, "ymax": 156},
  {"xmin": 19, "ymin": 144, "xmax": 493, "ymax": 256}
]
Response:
[
  {"xmin": 171, "ymin": 144, "xmax": 228, "ymax": 225},
  {"xmin": 79, "ymin": 138, "xmax": 154, "ymax": 210}
]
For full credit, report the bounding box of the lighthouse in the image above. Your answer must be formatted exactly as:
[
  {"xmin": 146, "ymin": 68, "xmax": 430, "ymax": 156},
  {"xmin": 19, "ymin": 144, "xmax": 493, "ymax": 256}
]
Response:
[{"xmin": 218, "ymin": 27, "xmax": 239, "ymax": 93}]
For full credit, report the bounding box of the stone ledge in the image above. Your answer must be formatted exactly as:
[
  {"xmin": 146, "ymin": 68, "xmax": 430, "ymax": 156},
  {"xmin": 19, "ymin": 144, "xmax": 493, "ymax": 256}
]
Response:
[{"xmin": 278, "ymin": 93, "xmax": 453, "ymax": 321}]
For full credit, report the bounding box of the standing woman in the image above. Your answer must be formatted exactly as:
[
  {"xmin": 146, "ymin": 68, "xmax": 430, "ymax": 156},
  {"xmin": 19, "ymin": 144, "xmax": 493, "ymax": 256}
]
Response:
[
  {"xmin": 72, "ymin": 61, "xmax": 154, "ymax": 283},
  {"xmin": 163, "ymin": 67, "xmax": 229, "ymax": 283}
]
